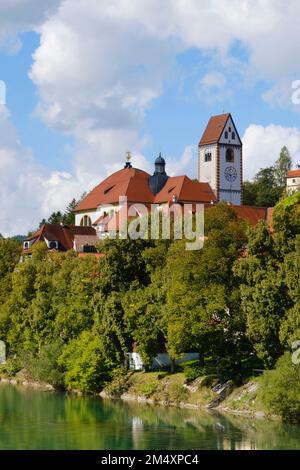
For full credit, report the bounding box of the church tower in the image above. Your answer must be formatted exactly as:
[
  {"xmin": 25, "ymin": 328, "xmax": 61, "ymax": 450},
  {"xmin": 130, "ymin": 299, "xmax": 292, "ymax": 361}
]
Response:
[{"xmin": 198, "ymin": 113, "xmax": 243, "ymax": 205}]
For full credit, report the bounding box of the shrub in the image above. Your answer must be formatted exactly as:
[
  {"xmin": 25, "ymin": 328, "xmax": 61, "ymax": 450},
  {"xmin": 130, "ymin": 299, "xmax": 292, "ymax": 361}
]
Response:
[
  {"xmin": 29, "ymin": 340, "xmax": 64, "ymax": 388},
  {"xmin": 136, "ymin": 379, "xmax": 159, "ymax": 398},
  {"xmin": 0, "ymin": 357, "xmax": 21, "ymax": 378},
  {"xmin": 58, "ymin": 331, "xmax": 113, "ymax": 393},
  {"xmin": 103, "ymin": 367, "xmax": 130, "ymax": 397},
  {"xmin": 259, "ymin": 352, "xmax": 300, "ymax": 424}
]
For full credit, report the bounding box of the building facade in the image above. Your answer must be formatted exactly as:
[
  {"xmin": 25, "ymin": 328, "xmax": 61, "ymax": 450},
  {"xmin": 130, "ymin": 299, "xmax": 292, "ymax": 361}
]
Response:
[
  {"xmin": 198, "ymin": 113, "xmax": 242, "ymax": 205},
  {"xmin": 287, "ymin": 169, "xmax": 300, "ymax": 194}
]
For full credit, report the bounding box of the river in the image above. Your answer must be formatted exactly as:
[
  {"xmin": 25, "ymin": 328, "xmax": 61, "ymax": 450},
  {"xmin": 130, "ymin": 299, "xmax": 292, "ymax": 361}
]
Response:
[{"xmin": 0, "ymin": 383, "xmax": 300, "ymax": 450}]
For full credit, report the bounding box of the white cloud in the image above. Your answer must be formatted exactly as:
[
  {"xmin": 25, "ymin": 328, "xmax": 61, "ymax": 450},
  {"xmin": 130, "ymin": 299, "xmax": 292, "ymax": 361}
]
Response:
[
  {"xmin": 243, "ymin": 124, "xmax": 300, "ymax": 180},
  {"xmin": 0, "ymin": 0, "xmax": 61, "ymax": 50},
  {"xmin": 2, "ymin": 0, "xmax": 300, "ymax": 233},
  {"xmin": 167, "ymin": 145, "xmax": 197, "ymax": 178},
  {"xmin": 197, "ymin": 71, "xmax": 231, "ymax": 103},
  {"xmin": 0, "ymin": 105, "xmax": 83, "ymax": 236}
]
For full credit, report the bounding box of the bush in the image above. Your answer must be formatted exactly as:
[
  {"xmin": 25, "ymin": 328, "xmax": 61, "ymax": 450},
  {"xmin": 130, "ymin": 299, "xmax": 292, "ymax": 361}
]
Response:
[
  {"xmin": 0, "ymin": 357, "xmax": 21, "ymax": 378},
  {"xmin": 135, "ymin": 379, "xmax": 159, "ymax": 398},
  {"xmin": 259, "ymin": 352, "xmax": 300, "ymax": 423},
  {"xmin": 58, "ymin": 331, "xmax": 113, "ymax": 393},
  {"xmin": 103, "ymin": 368, "xmax": 130, "ymax": 397},
  {"xmin": 29, "ymin": 340, "xmax": 64, "ymax": 388}
]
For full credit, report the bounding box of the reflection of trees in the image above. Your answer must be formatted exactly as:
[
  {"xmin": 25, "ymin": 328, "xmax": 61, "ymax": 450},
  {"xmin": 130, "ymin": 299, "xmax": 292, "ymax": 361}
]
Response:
[{"xmin": 0, "ymin": 384, "xmax": 300, "ymax": 450}]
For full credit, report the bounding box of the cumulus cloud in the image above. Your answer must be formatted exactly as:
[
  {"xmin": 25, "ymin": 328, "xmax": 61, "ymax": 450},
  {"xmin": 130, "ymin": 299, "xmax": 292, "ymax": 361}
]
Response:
[
  {"xmin": 2, "ymin": 0, "xmax": 300, "ymax": 233},
  {"xmin": 0, "ymin": 105, "xmax": 82, "ymax": 236},
  {"xmin": 0, "ymin": 0, "xmax": 61, "ymax": 50},
  {"xmin": 243, "ymin": 124, "xmax": 300, "ymax": 180},
  {"xmin": 197, "ymin": 71, "xmax": 231, "ymax": 103},
  {"xmin": 29, "ymin": 0, "xmax": 300, "ymax": 171}
]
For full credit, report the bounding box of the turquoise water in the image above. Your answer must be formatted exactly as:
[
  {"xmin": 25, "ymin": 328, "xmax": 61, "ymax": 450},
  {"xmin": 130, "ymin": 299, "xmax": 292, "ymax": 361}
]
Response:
[{"xmin": 0, "ymin": 383, "xmax": 300, "ymax": 450}]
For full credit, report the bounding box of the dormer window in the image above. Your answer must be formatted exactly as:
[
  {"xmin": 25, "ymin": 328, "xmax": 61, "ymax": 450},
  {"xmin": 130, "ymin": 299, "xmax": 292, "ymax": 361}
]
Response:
[
  {"xmin": 104, "ymin": 185, "xmax": 115, "ymax": 195},
  {"xmin": 47, "ymin": 241, "xmax": 59, "ymax": 250},
  {"xmin": 23, "ymin": 239, "xmax": 35, "ymax": 250}
]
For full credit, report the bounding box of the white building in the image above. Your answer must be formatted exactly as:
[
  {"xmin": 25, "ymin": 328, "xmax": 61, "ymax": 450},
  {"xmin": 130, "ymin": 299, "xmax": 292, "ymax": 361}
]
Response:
[
  {"xmin": 286, "ymin": 169, "xmax": 300, "ymax": 194},
  {"xmin": 198, "ymin": 113, "xmax": 243, "ymax": 205}
]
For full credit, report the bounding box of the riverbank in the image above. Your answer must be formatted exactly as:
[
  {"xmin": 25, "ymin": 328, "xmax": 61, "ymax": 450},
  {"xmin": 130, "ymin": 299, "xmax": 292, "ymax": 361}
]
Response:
[
  {"xmin": 100, "ymin": 371, "xmax": 270, "ymax": 419},
  {"xmin": 0, "ymin": 369, "xmax": 270, "ymax": 418}
]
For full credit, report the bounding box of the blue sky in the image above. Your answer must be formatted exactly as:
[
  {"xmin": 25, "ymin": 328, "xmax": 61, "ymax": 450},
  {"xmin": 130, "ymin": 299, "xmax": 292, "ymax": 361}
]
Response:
[
  {"xmin": 1, "ymin": 0, "xmax": 300, "ymax": 236},
  {"xmin": 3, "ymin": 32, "xmax": 298, "ymax": 172}
]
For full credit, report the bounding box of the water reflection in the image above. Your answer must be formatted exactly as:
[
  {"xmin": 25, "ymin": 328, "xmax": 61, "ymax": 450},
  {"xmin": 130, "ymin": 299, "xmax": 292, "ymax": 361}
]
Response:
[{"xmin": 0, "ymin": 383, "xmax": 299, "ymax": 450}]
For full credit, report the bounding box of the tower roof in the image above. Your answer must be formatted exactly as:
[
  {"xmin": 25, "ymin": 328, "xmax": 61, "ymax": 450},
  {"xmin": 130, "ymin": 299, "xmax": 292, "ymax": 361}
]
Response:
[
  {"xmin": 155, "ymin": 153, "xmax": 166, "ymax": 165},
  {"xmin": 199, "ymin": 113, "xmax": 231, "ymax": 146}
]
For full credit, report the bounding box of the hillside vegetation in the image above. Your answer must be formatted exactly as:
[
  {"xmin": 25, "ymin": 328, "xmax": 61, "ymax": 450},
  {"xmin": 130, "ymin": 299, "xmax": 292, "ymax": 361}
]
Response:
[{"xmin": 0, "ymin": 193, "xmax": 299, "ymax": 423}]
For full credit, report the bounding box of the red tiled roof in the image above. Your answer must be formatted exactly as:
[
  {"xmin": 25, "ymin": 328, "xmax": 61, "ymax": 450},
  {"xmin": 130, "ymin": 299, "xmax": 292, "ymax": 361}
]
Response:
[
  {"xmin": 205, "ymin": 204, "xmax": 269, "ymax": 226},
  {"xmin": 154, "ymin": 176, "xmax": 216, "ymax": 204},
  {"xmin": 230, "ymin": 205, "xmax": 268, "ymax": 225},
  {"xmin": 287, "ymin": 169, "xmax": 300, "ymax": 178},
  {"xmin": 24, "ymin": 224, "xmax": 96, "ymax": 252},
  {"xmin": 75, "ymin": 168, "xmax": 217, "ymax": 213},
  {"xmin": 74, "ymin": 168, "xmax": 154, "ymax": 212},
  {"xmin": 199, "ymin": 113, "xmax": 230, "ymax": 146}
]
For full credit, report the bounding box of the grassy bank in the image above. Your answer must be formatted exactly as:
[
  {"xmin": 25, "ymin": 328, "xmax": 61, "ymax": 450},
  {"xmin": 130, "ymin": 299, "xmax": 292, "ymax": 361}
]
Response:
[{"xmin": 101, "ymin": 370, "xmax": 268, "ymax": 416}]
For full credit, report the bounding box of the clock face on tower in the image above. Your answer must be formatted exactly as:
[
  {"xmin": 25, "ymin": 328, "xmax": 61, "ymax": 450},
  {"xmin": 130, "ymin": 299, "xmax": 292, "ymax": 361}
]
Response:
[{"xmin": 224, "ymin": 166, "xmax": 237, "ymax": 182}]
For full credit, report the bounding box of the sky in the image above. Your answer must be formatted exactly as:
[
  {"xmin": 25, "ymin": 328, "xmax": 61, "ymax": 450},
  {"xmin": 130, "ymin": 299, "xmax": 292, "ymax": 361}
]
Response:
[{"xmin": 1, "ymin": 0, "xmax": 300, "ymax": 237}]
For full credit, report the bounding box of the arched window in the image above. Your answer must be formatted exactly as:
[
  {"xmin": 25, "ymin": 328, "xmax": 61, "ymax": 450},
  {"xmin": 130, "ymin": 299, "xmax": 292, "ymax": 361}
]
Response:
[
  {"xmin": 80, "ymin": 215, "xmax": 92, "ymax": 227},
  {"xmin": 226, "ymin": 148, "xmax": 234, "ymax": 163},
  {"xmin": 232, "ymin": 132, "xmax": 235, "ymax": 140},
  {"xmin": 225, "ymin": 131, "xmax": 228, "ymax": 139}
]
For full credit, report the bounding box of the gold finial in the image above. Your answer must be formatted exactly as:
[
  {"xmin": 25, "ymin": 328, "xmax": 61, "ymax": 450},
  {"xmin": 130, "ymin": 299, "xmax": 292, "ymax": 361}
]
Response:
[{"xmin": 126, "ymin": 151, "xmax": 132, "ymax": 162}]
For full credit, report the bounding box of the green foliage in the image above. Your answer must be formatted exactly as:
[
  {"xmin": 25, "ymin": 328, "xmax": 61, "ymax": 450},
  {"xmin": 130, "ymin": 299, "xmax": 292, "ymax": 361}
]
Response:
[
  {"xmin": 59, "ymin": 331, "xmax": 113, "ymax": 393},
  {"xmin": 0, "ymin": 357, "xmax": 22, "ymax": 378},
  {"xmin": 259, "ymin": 353, "xmax": 300, "ymax": 423},
  {"xmin": 28, "ymin": 340, "xmax": 65, "ymax": 388},
  {"xmin": 243, "ymin": 146, "xmax": 292, "ymax": 207},
  {"xmin": 0, "ymin": 192, "xmax": 299, "ymax": 419},
  {"xmin": 235, "ymin": 193, "xmax": 300, "ymax": 368},
  {"xmin": 182, "ymin": 361, "xmax": 204, "ymax": 382},
  {"xmin": 102, "ymin": 368, "xmax": 130, "ymax": 397}
]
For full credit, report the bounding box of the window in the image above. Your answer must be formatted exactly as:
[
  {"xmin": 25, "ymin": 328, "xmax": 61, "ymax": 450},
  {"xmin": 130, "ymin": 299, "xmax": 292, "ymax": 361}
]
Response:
[
  {"xmin": 232, "ymin": 132, "xmax": 235, "ymax": 140},
  {"xmin": 104, "ymin": 185, "xmax": 115, "ymax": 195},
  {"xmin": 205, "ymin": 152, "xmax": 212, "ymax": 162},
  {"xmin": 228, "ymin": 126, "xmax": 232, "ymax": 132},
  {"xmin": 225, "ymin": 131, "xmax": 228, "ymax": 139},
  {"xmin": 226, "ymin": 148, "xmax": 234, "ymax": 163},
  {"xmin": 80, "ymin": 215, "xmax": 92, "ymax": 227}
]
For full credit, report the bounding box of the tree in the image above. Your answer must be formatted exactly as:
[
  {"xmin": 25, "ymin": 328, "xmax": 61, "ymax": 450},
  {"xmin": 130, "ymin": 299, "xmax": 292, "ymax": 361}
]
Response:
[
  {"xmin": 234, "ymin": 192, "xmax": 300, "ymax": 367},
  {"xmin": 243, "ymin": 146, "xmax": 292, "ymax": 207},
  {"xmin": 58, "ymin": 331, "xmax": 113, "ymax": 393},
  {"xmin": 274, "ymin": 146, "xmax": 292, "ymax": 189},
  {"xmin": 63, "ymin": 198, "xmax": 78, "ymax": 225},
  {"xmin": 254, "ymin": 167, "xmax": 281, "ymax": 207},
  {"xmin": 259, "ymin": 353, "xmax": 300, "ymax": 424}
]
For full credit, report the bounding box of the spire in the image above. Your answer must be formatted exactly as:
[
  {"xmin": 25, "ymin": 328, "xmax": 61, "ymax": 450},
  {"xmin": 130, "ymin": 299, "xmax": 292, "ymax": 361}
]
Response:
[
  {"xmin": 124, "ymin": 151, "xmax": 132, "ymax": 169},
  {"xmin": 154, "ymin": 152, "xmax": 166, "ymax": 174},
  {"xmin": 149, "ymin": 153, "xmax": 168, "ymax": 194}
]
